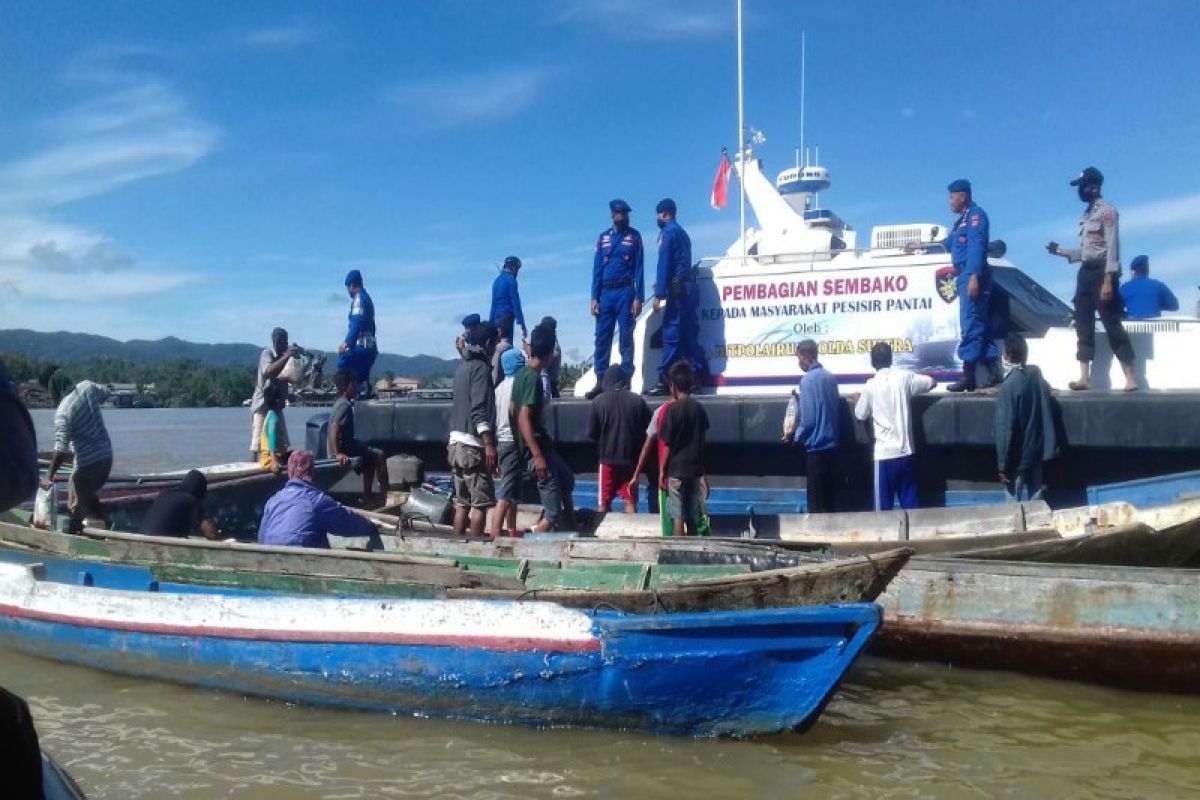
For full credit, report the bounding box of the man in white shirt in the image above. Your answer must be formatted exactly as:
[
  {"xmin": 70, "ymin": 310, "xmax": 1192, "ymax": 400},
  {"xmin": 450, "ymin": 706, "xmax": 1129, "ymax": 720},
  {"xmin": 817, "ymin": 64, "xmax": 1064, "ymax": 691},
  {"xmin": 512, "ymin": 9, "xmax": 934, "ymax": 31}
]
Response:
[{"xmin": 853, "ymin": 342, "xmax": 937, "ymax": 510}]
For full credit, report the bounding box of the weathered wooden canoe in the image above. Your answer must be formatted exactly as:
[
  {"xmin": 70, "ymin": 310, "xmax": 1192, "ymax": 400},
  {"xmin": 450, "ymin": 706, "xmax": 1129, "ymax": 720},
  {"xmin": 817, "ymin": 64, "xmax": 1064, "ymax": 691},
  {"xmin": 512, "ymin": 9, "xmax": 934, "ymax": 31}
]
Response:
[
  {"xmin": 0, "ymin": 518, "xmax": 912, "ymax": 614},
  {"xmin": 0, "ymin": 558, "xmax": 882, "ymax": 737},
  {"xmin": 874, "ymin": 552, "xmax": 1200, "ymax": 693}
]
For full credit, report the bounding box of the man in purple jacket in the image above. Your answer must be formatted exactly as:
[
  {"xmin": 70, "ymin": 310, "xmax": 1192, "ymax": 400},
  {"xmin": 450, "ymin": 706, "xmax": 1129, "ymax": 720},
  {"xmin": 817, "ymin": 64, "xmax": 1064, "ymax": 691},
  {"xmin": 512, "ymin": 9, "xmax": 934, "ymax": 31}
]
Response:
[{"xmin": 257, "ymin": 451, "xmax": 377, "ymax": 548}]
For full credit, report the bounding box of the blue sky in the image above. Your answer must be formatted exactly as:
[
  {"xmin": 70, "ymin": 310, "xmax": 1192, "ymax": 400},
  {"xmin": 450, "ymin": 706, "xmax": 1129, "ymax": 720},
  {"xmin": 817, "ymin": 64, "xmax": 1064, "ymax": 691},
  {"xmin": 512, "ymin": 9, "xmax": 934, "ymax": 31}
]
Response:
[{"xmin": 2, "ymin": 0, "xmax": 1198, "ymax": 361}]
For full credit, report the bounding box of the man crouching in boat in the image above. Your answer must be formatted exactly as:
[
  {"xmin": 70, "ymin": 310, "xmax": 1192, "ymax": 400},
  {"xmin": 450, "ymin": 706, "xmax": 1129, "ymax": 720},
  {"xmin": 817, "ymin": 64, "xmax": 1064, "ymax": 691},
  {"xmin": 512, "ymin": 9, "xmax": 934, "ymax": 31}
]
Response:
[{"xmin": 258, "ymin": 451, "xmax": 377, "ymax": 548}]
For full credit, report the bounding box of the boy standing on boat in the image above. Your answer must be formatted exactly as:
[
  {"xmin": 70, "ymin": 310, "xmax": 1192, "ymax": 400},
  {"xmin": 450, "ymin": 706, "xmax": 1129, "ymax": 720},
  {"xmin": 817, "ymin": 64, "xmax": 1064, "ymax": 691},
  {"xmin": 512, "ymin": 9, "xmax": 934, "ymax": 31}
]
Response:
[
  {"xmin": 489, "ymin": 348, "xmax": 525, "ymax": 538},
  {"xmin": 448, "ymin": 322, "xmax": 499, "ymax": 536},
  {"xmin": 1046, "ymin": 166, "xmax": 1137, "ymax": 392},
  {"xmin": 329, "ymin": 369, "xmax": 390, "ymax": 505},
  {"xmin": 943, "ymin": 179, "xmax": 999, "ymax": 392},
  {"xmin": 249, "ymin": 327, "xmax": 297, "ymax": 463},
  {"xmin": 587, "ymin": 365, "xmax": 651, "ymax": 514},
  {"xmin": 511, "ymin": 326, "xmax": 575, "ymax": 532},
  {"xmin": 793, "ymin": 340, "xmax": 840, "ymax": 513},
  {"xmin": 258, "ymin": 382, "xmax": 289, "ymax": 475},
  {"xmin": 42, "ymin": 374, "xmax": 112, "ymax": 534},
  {"xmin": 995, "ymin": 333, "xmax": 1058, "ymax": 502},
  {"xmin": 658, "ymin": 362, "xmax": 710, "ymax": 536},
  {"xmin": 587, "ymin": 198, "xmax": 644, "ymax": 398},
  {"xmin": 853, "ymin": 342, "xmax": 936, "ymax": 510}
]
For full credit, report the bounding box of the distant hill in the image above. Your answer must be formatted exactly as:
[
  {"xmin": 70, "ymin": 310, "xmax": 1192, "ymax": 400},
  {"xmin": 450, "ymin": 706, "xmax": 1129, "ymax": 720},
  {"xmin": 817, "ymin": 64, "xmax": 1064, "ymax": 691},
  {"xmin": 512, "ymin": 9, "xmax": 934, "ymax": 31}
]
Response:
[{"xmin": 0, "ymin": 329, "xmax": 458, "ymax": 379}]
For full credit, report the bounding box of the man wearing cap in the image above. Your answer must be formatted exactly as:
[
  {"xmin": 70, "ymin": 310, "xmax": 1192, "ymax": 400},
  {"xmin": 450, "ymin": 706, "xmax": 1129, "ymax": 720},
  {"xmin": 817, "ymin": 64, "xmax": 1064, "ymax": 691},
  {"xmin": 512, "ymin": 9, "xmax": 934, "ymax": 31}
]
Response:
[
  {"xmin": 250, "ymin": 327, "xmax": 298, "ymax": 463},
  {"xmin": 337, "ymin": 269, "xmax": 378, "ymax": 392},
  {"xmin": 942, "ymin": 179, "xmax": 999, "ymax": 392},
  {"xmin": 648, "ymin": 198, "xmax": 703, "ymax": 396},
  {"xmin": 587, "ymin": 199, "xmax": 645, "ymax": 399},
  {"xmin": 1120, "ymin": 255, "xmax": 1179, "ymax": 320},
  {"xmin": 1046, "ymin": 167, "xmax": 1137, "ymax": 391}
]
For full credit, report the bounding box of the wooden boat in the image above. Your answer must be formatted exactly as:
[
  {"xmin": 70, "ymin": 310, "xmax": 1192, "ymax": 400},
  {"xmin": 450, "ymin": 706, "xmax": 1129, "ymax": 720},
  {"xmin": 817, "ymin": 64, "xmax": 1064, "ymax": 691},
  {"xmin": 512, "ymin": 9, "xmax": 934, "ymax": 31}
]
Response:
[
  {"xmin": 0, "ymin": 558, "xmax": 882, "ymax": 737},
  {"xmin": 0, "ymin": 518, "xmax": 912, "ymax": 614},
  {"xmin": 38, "ymin": 457, "xmax": 347, "ymax": 540},
  {"xmin": 874, "ymin": 551, "xmax": 1200, "ymax": 693}
]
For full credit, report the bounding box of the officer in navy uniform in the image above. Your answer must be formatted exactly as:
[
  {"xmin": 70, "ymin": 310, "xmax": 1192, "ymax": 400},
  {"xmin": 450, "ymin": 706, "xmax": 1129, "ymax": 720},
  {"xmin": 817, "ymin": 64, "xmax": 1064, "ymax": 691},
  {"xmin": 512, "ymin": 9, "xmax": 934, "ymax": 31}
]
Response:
[
  {"xmin": 647, "ymin": 198, "xmax": 704, "ymax": 396},
  {"xmin": 337, "ymin": 269, "xmax": 377, "ymax": 393},
  {"xmin": 943, "ymin": 179, "xmax": 998, "ymax": 392},
  {"xmin": 586, "ymin": 199, "xmax": 644, "ymax": 399}
]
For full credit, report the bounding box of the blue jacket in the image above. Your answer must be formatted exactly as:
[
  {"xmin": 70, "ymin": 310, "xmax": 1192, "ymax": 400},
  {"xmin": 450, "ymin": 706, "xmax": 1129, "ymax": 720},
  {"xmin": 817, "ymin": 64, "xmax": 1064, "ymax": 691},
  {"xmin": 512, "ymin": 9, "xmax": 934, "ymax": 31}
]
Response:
[
  {"xmin": 490, "ymin": 271, "xmax": 525, "ymax": 329},
  {"xmin": 794, "ymin": 364, "xmax": 840, "ymax": 453},
  {"xmin": 1120, "ymin": 275, "xmax": 1178, "ymax": 319},
  {"xmin": 654, "ymin": 220, "xmax": 692, "ymax": 300},
  {"xmin": 258, "ymin": 479, "xmax": 377, "ymax": 548},
  {"xmin": 344, "ymin": 288, "xmax": 376, "ymax": 348},
  {"xmin": 592, "ymin": 226, "xmax": 645, "ymax": 303},
  {"xmin": 944, "ymin": 202, "xmax": 989, "ymax": 277}
]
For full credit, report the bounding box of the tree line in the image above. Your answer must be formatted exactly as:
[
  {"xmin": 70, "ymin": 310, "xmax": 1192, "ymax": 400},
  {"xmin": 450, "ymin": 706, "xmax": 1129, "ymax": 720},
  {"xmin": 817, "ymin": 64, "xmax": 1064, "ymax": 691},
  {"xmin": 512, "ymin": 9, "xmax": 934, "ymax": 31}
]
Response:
[{"xmin": 2, "ymin": 352, "xmax": 255, "ymax": 408}]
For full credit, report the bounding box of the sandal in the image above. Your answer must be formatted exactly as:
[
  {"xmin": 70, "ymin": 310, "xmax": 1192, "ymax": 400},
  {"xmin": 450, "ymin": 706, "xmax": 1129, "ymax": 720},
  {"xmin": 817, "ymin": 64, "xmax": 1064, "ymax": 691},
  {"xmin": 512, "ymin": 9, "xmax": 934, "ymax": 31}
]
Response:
[{"xmin": 1067, "ymin": 381, "xmax": 1091, "ymax": 391}]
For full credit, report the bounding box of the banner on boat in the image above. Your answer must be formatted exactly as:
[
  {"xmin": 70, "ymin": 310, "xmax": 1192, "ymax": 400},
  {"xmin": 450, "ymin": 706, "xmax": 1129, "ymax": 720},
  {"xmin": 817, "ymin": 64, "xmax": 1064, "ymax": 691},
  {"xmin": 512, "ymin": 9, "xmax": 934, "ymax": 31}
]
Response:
[{"xmin": 698, "ymin": 262, "xmax": 961, "ymax": 384}]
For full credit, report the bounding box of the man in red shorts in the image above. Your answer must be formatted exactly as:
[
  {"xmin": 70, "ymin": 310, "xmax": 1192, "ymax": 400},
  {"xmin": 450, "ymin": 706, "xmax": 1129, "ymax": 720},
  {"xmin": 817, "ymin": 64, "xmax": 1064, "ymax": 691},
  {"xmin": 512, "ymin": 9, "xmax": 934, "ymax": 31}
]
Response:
[{"xmin": 587, "ymin": 365, "xmax": 650, "ymax": 513}]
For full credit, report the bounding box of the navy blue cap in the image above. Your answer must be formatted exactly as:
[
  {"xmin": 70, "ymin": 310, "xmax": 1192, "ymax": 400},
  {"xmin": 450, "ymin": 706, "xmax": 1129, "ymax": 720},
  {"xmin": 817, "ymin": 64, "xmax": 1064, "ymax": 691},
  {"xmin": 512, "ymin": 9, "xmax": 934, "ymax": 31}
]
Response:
[
  {"xmin": 503, "ymin": 256, "xmax": 522, "ymax": 271},
  {"xmin": 461, "ymin": 313, "xmax": 481, "ymax": 327},
  {"xmin": 344, "ymin": 269, "xmax": 363, "ymax": 287},
  {"xmin": 947, "ymin": 178, "xmax": 971, "ymax": 193},
  {"xmin": 609, "ymin": 198, "xmax": 631, "ymax": 214},
  {"xmin": 1130, "ymin": 255, "xmax": 1149, "ymax": 273},
  {"xmin": 655, "ymin": 198, "xmax": 676, "ymax": 215},
  {"xmin": 1070, "ymin": 166, "xmax": 1103, "ymax": 186}
]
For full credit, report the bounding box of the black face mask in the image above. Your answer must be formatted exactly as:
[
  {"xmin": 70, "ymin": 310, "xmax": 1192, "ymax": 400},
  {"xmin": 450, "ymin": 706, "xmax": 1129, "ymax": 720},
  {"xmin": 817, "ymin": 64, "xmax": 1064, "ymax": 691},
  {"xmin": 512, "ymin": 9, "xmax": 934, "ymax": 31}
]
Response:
[{"xmin": 1078, "ymin": 184, "xmax": 1099, "ymax": 203}]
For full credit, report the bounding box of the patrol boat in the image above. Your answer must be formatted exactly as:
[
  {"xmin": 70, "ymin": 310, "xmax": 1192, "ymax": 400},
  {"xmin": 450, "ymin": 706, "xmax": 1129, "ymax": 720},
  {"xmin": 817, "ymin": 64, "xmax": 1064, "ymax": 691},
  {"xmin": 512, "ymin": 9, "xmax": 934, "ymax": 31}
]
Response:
[{"xmin": 573, "ymin": 143, "xmax": 1200, "ymax": 396}]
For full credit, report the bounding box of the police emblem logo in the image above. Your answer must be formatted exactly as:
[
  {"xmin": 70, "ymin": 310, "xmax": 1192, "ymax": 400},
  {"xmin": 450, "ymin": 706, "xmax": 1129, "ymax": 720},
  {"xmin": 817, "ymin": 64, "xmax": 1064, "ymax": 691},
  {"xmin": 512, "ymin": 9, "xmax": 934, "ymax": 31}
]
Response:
[
  {"xmin": 935, "ymin": 266, "xmax": 957, "ymax": 304},
  {"xmin": 970, "ymin": 214, "xmax": 980, "ymax": 227}
]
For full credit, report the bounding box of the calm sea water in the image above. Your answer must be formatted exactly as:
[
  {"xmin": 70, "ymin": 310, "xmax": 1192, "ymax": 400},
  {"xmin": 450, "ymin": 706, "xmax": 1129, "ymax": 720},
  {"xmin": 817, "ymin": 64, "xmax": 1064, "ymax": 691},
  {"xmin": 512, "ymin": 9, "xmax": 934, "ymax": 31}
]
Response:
[{"xmin": 12, "ymin": 408, "xmax": 1200, "ymax": 798}]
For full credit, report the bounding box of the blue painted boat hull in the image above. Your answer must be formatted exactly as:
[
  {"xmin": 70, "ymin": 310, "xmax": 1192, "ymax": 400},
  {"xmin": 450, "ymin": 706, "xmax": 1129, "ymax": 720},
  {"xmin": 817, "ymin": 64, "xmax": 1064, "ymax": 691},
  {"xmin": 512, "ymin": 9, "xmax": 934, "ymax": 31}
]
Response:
[{"xmin": 0, "ymin": 558, "xmax": 880, "ymax": 737}]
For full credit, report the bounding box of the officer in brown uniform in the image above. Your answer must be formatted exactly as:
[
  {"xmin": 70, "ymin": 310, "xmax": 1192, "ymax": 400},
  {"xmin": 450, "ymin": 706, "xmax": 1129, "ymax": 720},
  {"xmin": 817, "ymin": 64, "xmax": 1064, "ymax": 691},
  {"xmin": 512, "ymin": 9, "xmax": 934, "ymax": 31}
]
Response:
[{"xmin": 1046, "ymin": 166, "xmax": 1137, "ymax": 391}]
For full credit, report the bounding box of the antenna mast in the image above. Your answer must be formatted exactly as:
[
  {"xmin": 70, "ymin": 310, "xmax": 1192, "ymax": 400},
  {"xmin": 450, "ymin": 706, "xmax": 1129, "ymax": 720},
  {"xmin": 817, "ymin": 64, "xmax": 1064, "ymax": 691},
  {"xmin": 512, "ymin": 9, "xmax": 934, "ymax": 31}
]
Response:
[
  {"xmin": 798, "ymin": 31, "xmax": 806, "ymax": 169},
  {"xmin": 737, "ymin": 0, "xmax": 746, "ymax": 257}
]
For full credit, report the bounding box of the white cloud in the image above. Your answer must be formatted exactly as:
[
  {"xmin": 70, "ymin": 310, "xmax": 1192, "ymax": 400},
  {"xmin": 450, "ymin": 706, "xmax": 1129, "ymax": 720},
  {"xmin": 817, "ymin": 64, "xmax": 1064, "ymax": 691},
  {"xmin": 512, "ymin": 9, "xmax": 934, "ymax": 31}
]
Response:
[
  {"xmin": 556, "ymin": 0, "xmax": 727, "ymax": 40},
  {"xmin": 235, "ymin": 24, "xmax": 322, "ymax": 52},
  {"xmin": 1123, "ymin": 192, "xmax": 1200, "ymax": 235},
  {"xmin": 384, "ymin": 68, "xmax": 552, "ymax": 129}
]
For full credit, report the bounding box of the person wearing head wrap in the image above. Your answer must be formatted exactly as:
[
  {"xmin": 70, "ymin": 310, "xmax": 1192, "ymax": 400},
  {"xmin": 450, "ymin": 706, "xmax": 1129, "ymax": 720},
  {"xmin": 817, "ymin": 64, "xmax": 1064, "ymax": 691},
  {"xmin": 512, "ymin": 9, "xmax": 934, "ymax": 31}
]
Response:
[
  {"xmin": 336, "ymin": 269, "xmax": 378, "ymax": 393},
  {"xmin": 648, "ymin": 198, "xmax": 704, "ymax": 396},
  {"xmin": 448, "ymin": 321, "xmax": 500, "ymax": 535},
  {"xmin": 587, "ymin": 365, "xmax": 651, "ymax": 513},
  {"xmin": 140, "ymin": 469, "xmax": 221, "ymax": 539},
  {"xmin": 488, "ymin": 347, "xmax": 526, "ymax": 537},
  {"xmin": 249, "ymin": 327, "xmax": 298, "ymax": 462},
  {"xmin": 42, "ymin": 375, "xmax": 113, "ymax": 534},
  {"xmin": 1046, "ymin": 166, "xmax": 1137, "ymax": 391},
  {"xmin": 0, "ymin": 359, "xmax": 38, "ymax": 513},
  {"xmin": 257, "ymin": 450, "xmax": 377, "ymax": 548},
  {"xmin": 940, "ymin": 178, "xmax": 1000, "ymax": 392},
  {"xmin": 1120, "ymin": 255, "xmax": 1179, "ymax": 320},
  {"xmin": 489, "ymin": 256, "xmax": 527, "ymax": 345},
  {"xmin": 589, "ymin": 199, "xmax": 645, "ymax": 398}
]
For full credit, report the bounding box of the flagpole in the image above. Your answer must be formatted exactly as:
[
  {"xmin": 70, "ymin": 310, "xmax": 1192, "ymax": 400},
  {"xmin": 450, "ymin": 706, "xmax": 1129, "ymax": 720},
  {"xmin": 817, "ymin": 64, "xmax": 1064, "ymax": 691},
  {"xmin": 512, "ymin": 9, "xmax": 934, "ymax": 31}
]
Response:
[{"xmin": 736, "ymin": 0, "xmax": 746, "ymax": 258}]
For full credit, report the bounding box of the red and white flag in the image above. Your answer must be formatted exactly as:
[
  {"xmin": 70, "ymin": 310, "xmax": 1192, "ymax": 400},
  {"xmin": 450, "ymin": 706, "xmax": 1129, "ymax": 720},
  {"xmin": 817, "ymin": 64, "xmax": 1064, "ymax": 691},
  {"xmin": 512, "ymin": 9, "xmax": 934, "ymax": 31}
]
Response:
[{"xmin": 710, "ymin": 150, "xmax": 731, "ymax": 210}]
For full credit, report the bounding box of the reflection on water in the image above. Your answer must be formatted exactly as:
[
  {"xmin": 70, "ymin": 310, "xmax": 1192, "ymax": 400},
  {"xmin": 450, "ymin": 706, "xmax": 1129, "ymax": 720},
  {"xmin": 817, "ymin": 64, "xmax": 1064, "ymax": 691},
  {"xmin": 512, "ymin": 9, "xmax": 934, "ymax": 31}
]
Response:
[
  {"xmin": 4, "ymin": 651, "xmax": 1199, "ymax": 799},
  {"xmin": 15, "ymin": 409, "xmax": 1200, "ymax": 798}
]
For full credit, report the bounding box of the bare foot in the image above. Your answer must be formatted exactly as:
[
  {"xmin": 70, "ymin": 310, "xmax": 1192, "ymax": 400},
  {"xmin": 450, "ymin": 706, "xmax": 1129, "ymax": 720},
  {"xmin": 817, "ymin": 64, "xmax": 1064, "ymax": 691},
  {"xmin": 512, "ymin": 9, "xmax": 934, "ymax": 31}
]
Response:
[{"xmin": 1067, "ymin": 380, "xmax": 1091, "ymax": 391}]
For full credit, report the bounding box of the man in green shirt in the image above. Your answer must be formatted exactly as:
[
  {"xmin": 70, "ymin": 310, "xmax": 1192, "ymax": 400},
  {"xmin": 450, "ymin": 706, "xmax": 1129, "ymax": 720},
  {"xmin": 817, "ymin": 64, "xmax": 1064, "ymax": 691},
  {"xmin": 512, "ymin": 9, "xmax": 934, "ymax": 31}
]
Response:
[{"xmin": 511, "ymin": 325, "xmax": 575, "ymax": 532}]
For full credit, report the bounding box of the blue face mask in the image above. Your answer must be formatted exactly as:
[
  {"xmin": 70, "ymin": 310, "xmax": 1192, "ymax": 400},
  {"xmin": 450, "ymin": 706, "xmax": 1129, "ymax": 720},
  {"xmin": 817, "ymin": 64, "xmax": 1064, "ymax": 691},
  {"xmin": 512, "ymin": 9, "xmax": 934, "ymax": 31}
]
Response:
[{"xmin": 657, "ymin": 217, "xmax": 667, "ymax": 229}]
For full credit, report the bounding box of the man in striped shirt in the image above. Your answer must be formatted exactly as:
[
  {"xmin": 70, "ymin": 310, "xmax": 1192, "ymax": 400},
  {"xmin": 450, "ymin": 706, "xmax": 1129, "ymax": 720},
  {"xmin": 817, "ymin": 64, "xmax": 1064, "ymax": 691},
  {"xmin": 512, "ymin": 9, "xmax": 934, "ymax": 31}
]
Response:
[{"xmin": 42, "ymin": 377, "xmax": 113, "ymax": 534}]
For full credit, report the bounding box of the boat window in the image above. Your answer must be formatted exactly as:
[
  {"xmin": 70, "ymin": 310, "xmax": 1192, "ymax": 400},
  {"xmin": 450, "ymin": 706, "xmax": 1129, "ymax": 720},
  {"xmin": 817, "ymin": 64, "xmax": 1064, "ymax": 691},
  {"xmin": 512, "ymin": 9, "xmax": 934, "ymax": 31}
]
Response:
[{"xmin": 991, "ymin": 265, "xmax": 1073, "ymax": 336}]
